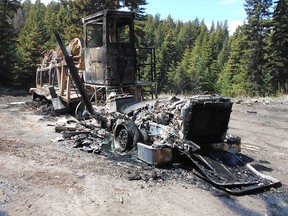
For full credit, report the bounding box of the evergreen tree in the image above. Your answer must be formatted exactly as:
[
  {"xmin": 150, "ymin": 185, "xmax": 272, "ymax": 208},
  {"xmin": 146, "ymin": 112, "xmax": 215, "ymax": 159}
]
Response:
[
  {"xmin": 130, "ymin": 0, "xmax": 148, "ymax": 47},
  {"xmin": 217, "ymin": 23, "xmax": 230, "ymax": 68},
  {"xmin": 215, "ymin": 21, "xmax": 229, "ymax": 60},
  {"xmin": 171, "ymin": 48, "xmax": 201, "ymax": 94},
  {"xmin": 175, "ymin": 18, "xmax": 200, "ymax": 59},
  {"xmin": 186, "ymin": 21, "xmax": 208, "ymax": 93},
  {"xmin": 0, "ymin": 0, "xmax": 20, "ymax": 86},
  {"xmin": 60, "ymin": 0, "xmax": 147, "ymax": 40},
  {"xmin": 157, "ymin": 28, "xmax": 177, "ymax": 93},
  {"xmin": 243, "ymin": 0, "xmax": 273, "ymax": 95},
  {"xmin": 267, "ymin": 0, "xmax": 288, "ymax": 93},
  {"xmin": 217, "ymin": 26, "xmax": 254, "ymax": 96},
  {"xmin": 44, "ymin": 1, "xmax": 62, "ymax": 50},
  {"xmin": 206, "ymin": 21, "xmax": 230, "ymax": 93},
  {"xmin": 16, "ymin": 0, "xmax": 47, "ymax": 88},
  {"xmin": 9, "ymin": 0, "xmax": 282, "ymax": 97},
  {"xmin": 13, "ymin": 0, "xmax": 32, "ymax": 34}
]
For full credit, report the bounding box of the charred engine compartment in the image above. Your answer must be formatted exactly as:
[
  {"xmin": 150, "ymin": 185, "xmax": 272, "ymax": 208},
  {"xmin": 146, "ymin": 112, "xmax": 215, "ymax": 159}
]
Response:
[
  {"xmin": 116, "ymin": 95, "xmax": 238, "ymax": 160},
  {"xmin": 125, "ymin": 95, "xmax": 235, "ymax": 150}
]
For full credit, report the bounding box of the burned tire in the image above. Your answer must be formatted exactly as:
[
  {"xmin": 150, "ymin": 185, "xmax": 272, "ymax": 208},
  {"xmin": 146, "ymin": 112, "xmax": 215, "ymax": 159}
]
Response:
[
  {"xmin": 113, "ymin": 123, "xmax": 133, "ymax": 152},
  {"xmin": 113, "ymin": 121, "xmax": 139, "ymax": 152}
]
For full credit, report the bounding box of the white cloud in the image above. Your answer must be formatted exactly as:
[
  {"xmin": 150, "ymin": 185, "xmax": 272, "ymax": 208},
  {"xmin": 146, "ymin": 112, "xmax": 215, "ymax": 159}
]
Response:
[
  {"xmin": 228, "ymin": 20, "xmax": 243, "ymax": 34},
  {"xmin": 207, "ymin": 20, "xmax": 243, "ymax": 35},
  {"xmin": 219, "ymin": 0, "xmax": 239, "ymax": 5},
  {"xmin": 31, "ymin": 0, "xmax": 54, "ymax": 5}
]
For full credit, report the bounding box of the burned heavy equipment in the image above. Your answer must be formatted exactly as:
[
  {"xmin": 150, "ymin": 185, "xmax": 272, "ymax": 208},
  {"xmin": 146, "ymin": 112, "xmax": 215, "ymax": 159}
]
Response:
[
  {"xmin": 30, "ymin": 10, "xmax": 157, "ymax": 114},
  {"xmin": 30, "ymin": 10, "xmax": 280, "ymax": 195}
]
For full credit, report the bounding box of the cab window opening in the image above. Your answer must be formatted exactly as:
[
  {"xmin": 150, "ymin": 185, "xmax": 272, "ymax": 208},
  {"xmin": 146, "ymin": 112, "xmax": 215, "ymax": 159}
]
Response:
[
  {"xmin": 86, "ymin": 22, "xmax": 103, "ymax": 48},
  {"xmin": 108, "ymin": 19, "xmax": 131, "ymax": 44}
]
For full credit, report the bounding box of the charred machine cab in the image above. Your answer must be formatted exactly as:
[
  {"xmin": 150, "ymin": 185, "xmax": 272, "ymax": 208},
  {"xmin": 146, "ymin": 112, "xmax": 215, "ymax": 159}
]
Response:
[
  {"xmin": 30, "ymin": 10, "xmax": 156, "ymax": 113},
  {"xmin": 83, "ymin": 10, "xmax": 136, "ymax": 86},
  {"xmin": 82, "ymin": 10, "xmax": 156, "ymax": 111}
]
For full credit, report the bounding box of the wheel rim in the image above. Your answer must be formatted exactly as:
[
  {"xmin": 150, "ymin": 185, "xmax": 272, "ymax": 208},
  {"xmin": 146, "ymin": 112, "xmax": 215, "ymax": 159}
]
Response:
[{"xmin": 114, "ymin": 123, "xmax": 132, "ymax": 152}]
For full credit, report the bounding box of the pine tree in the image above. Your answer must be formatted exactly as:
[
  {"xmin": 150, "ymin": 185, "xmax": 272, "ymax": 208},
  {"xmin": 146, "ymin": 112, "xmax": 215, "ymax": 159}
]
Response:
[
  {"xmin": 217, "ymin": 26, "xmax": 254, "ymax": 96},
  {"xmin": 13, "ymin": 0, "xmax": 32, "ymax": 34},
  {"xmin": 60, "ymin": 0, "xmax": 147, "ymax": 41},
  {"xmin": 186, "ymin": 21, "xmax": 208, "ymax": 93},
  {"xmin": 130, "ymin": 0, "xmax": 148, "ymax": 47},
  {"xmin": 0, "ymin": 0, "xmax": 20, "ymax": 86},
  {"xmin": 243, "ymin": 0, "xmax": 273, "ymax": 95},
  {"xmin": 44, "ymin": 1, "xmax": 62, "ymax": 50},
  {"xmin": 172, "ymin": 48, "xmax": 201, "ymax": 94},
  {"xmin": 193, "ymin": 21, "xmax": 228, "ymax": 93},
  {"xmin": 217, "ymin": 22, "xmax": 230, "ymax": 68},
  {"xmin": 16, "ymin": 0, "xmax": 47, "ymax": 88},
  {"xmin": 267, "ymin": 0, "xmax": 288, "ymax": 93},
  {"xmin": 207, "ymin": 21, "xmax": 230, "ymax": 93},
  {"xmin": 218, "ymin": 28, "xmax": 239, "ymax": 96},
  {"xmin": 175, "ymin": 19, "xmax": 200, "ymax": 63},
  {"xmin": 157, "ymin": 28, "xmax": 177, "ymax": 93}
]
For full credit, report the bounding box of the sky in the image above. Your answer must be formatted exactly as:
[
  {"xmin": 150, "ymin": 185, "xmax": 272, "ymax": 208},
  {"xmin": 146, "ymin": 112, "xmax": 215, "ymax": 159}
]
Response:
[
  {"xmin": 39, "ymin": 0, "xmax": 247, "ymax": 34},
  {"xmin": 144, "ymin": 0, "xmax": 246, "ymax": 34}
]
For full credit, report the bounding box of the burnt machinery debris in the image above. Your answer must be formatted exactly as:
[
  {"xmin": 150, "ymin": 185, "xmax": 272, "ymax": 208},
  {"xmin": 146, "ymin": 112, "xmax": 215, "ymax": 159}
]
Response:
[{"xmin": 30, "ymin": 10, "xmax": 280, "ymax": 195}]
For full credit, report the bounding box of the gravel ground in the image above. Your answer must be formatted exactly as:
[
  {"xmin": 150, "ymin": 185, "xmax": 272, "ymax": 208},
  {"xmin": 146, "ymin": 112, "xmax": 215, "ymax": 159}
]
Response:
[{"xmin": 0, "ymin": 94, "xmax": 288, "ymax": 216}]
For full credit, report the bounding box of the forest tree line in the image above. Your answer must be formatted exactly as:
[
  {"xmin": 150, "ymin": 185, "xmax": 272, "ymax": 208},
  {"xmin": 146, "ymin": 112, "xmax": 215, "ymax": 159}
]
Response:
[{"xmin": 1, "ymin": 0, "xmax": 288, "ymax": 97}]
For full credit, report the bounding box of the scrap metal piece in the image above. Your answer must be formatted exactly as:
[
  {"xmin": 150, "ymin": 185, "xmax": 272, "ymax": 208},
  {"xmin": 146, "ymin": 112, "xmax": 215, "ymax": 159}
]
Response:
[
  {"xmin": 51, "ymin": 97, "xmax": 67, "ymax": 113},
  {"xmin": 55, "ymin": 116, "xmax": 79, "ymax": 132},
  {"xmin": 137, "ymin": 142, "xmax": 173, "ymax": 166},
  {"xmin": 185, "ymin": 150, "xmax": 280, "ymax": 195}
]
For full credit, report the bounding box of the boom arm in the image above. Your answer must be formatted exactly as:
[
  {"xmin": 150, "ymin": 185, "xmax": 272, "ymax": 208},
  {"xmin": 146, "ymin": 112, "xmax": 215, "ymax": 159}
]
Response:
[{"xmin": 54, "ymin": 29, "xmax": 95, "ymax": 116}]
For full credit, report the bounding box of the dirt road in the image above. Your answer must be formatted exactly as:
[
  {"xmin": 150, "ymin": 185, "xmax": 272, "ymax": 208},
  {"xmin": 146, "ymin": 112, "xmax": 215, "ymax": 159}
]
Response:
[{"xmin": 0, "ymin": 94, "xmax": 288, "ymax": 216}]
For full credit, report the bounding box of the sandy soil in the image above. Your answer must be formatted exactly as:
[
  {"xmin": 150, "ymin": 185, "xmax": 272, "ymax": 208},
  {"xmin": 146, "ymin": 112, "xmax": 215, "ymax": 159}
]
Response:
[{"xmin": 0, "ymin": 94, "xmax": 288, "ymax": 216}]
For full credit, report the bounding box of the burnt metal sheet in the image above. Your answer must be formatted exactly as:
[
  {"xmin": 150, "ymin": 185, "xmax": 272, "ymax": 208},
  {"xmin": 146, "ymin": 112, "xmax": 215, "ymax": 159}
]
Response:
[
  {"xmin": 181, "ymin": 98, "xmax": 233, "ymax": 144},
  {"xmin": 186, "ymin": 150, "xmax": 280, "ymax": 195}
]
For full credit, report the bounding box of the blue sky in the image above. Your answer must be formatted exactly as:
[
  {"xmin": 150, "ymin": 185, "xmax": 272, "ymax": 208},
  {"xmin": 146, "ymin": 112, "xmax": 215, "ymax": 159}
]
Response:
[
  {"xmin": 145, "ymin": 0, "xmax": 247, "ymax": 33},
  {"xmin": 39, "ymin": 0, "xmax": 246, "ymax": 33}
]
